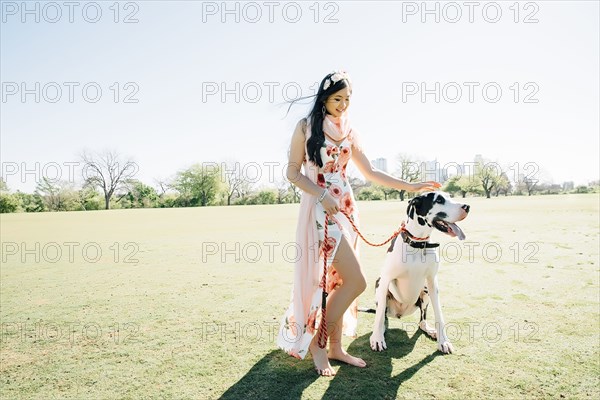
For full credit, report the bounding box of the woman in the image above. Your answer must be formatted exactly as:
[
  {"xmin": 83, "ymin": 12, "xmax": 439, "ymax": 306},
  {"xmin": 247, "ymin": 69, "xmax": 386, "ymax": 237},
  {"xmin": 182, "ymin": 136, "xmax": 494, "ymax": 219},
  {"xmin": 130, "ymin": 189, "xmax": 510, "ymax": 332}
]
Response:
[{"xmin": 277, "ymin": 71, "xmax": 440, "ymax": 376}]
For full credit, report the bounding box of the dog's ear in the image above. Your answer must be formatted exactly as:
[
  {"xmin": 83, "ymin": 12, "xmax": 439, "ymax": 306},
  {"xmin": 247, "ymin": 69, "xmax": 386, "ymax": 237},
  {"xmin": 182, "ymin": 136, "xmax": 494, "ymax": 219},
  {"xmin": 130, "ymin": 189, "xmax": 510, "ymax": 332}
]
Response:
[
  {"xmin": 412, "ymin": 193, "xmax": 435, "ymax": 217},
  {"xmin": 407, "ymin": 197, "xmax": 421, "ymax": 219},
  {"xmin": 406, "ymin": 203, "xmax": 415, "ymax": 219}
]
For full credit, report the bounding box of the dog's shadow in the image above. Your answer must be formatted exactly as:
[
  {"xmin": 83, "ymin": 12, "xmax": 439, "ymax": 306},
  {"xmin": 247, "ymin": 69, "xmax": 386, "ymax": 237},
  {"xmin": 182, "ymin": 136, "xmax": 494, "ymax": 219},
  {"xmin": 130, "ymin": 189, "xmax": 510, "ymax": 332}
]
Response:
[{"xmin": 219, "ymin": 329, "xmax": 440, "ymax": 400}]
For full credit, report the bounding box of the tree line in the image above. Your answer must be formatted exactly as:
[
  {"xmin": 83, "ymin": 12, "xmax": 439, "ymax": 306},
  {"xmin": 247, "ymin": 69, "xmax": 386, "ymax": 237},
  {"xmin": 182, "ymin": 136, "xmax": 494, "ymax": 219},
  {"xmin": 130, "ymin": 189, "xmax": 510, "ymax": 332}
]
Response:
[{"xmin": 0, "ymin": 150, "xmax": 597, "ymax": 213}]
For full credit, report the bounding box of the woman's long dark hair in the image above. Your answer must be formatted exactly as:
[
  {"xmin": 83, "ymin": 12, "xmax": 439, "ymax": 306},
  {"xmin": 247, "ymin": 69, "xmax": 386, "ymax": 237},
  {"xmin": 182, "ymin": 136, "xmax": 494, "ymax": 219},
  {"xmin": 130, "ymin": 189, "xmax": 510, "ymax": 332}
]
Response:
[{"xmin": 286, "ymin": 72, "xmax": 351, "ymax": 168}]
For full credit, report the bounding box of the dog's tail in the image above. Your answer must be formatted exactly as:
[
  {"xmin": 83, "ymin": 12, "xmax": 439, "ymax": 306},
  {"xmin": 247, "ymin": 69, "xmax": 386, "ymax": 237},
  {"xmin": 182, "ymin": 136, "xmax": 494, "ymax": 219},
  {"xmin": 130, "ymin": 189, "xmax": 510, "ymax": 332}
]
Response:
[{"xmin": 357, "ymin": 307, "xmax": 376, "ymax": 314}]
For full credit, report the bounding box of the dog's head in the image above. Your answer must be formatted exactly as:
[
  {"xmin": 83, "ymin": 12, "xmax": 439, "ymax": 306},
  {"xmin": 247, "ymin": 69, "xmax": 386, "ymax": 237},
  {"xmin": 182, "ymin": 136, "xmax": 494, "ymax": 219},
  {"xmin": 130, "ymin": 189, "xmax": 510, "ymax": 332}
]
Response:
[{"xmin": 406, "ymin": 191, "xmax": 470, "ymax": 240}]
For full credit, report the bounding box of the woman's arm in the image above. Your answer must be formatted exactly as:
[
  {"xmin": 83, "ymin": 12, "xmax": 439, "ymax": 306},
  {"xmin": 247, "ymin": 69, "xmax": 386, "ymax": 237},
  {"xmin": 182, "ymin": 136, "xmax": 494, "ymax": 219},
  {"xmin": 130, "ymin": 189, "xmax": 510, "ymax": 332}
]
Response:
[
  {"xmin": 287, "ymin": 120, "xmax": 340, "ymax": 214},
  {"xmin": 351, "ymin": 142, "xmax": 441, "ymax": 192}
]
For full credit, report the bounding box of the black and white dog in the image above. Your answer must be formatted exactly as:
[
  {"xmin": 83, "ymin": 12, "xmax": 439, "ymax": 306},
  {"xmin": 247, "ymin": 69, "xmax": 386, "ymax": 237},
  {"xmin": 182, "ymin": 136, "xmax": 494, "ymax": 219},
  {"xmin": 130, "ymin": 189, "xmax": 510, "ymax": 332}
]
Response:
[{"xmin": 369, "ymin": 191, "xmax": 470, "ymax": 354}]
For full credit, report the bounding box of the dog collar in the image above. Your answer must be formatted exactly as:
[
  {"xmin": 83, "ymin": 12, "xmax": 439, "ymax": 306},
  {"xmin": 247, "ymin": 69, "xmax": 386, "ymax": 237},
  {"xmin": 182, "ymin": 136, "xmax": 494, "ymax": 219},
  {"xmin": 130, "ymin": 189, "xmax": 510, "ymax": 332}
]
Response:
[{"xmin": 400, "ymin": 223, "xmax": 440, "ymax": 249}]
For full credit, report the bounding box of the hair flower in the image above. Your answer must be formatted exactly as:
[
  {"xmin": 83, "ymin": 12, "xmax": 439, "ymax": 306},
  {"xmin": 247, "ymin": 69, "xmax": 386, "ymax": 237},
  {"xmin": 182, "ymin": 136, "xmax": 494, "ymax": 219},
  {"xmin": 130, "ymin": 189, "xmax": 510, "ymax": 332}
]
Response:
[{"xmin": 323, "ymin": 70, "xmax": 350, "ymax": 91}]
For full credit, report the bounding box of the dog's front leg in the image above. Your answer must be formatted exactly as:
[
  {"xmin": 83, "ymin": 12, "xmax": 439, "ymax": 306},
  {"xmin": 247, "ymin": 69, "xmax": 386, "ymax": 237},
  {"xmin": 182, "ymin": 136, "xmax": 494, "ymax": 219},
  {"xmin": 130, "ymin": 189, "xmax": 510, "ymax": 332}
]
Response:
[
  {"xmin": 427, "ymin": 275, "xmax": 454, "ymax": 354},
  {"xmin": 369, "ymin": 277, "xmax": 390, "ymax": 351}
]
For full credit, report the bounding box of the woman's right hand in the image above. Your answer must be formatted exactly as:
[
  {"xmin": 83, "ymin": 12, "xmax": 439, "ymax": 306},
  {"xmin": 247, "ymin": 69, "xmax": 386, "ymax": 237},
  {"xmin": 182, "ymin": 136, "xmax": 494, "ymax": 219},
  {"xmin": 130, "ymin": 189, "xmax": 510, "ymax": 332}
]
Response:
[{"xmin": 320, "ymin": 191, "xmax": 339, "ymax": 215}]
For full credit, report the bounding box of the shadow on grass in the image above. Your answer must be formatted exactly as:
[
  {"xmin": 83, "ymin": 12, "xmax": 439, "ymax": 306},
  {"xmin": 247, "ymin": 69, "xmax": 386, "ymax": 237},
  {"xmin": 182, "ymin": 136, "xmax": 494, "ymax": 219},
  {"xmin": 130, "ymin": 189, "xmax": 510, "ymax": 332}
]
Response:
[
  {"xmin": 218, "ymin": 348, "xmax": 320, "ymax": 400},
  {"xmin": 322, "ymin": 329, "xmax": 440, "ymax": 399},
  {"xmin": 219, "ymin": 329, "xmax": 440, "ymax": 400}
]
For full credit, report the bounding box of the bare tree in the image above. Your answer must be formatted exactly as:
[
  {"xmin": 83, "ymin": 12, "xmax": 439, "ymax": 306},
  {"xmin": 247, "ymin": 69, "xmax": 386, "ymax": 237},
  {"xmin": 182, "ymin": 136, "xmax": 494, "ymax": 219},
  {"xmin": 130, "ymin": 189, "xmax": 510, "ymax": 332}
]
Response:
[
  {"xmin": 276, "ymin": 179, "xmax": 289, "ymax": 204},
  {"xmin": 80, "ymin": 150, "xmax": 138, "ymax": 209},
  {"xmin": 524, "ymin": 177, "xmax": 538, "ymax": 196},
  {"xmin": 348, "ymin": 176, "xmax": 366, "ymax": 193},
  {"xmin": 35, "ymin": 177, "xmax": 77, "ymax": 211},
  {"xmin": 395, "ymin": 153, "xmax": 421, "ymax": 201},
  {"xmin": 236, "ymin": 179, "xmax": 253, "ymax": 204},
  {"xmin": 222, "ymin": 161, "xmax": 248, "ymax": 206},
  {"xmin": 288, "ymin": 179, "xmax": 300, "ymax": 202},
  {"xmin": 153, "ymin": 178, "xmax": 172, "ymax": 198}
]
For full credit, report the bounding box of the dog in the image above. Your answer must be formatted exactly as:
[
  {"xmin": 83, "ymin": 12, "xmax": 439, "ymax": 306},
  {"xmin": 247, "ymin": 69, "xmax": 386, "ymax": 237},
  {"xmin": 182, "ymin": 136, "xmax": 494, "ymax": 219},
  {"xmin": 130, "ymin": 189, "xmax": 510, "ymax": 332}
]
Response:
[{"xmin": 368, "ymin": 191, "xmax": 470, "ymax": 354}]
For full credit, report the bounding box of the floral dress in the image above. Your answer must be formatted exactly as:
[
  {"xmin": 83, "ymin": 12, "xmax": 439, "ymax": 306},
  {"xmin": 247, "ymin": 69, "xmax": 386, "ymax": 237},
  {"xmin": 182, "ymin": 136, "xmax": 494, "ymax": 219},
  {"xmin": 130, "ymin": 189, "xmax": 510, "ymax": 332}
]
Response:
[
  {"xmin": 277, "ymin": 133, "xmax": 360, "ymax": 359},
  {"xmin": 315, "ymin": 136, "xmax": 360, "ymax": 294}
]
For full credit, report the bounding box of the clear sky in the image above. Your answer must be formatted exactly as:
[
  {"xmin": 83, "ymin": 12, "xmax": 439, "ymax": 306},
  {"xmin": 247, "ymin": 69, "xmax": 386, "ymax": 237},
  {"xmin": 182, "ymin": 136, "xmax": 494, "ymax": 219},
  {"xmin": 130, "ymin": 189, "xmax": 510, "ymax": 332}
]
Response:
[{"xmin": 1, "ymin": 0, "xmax": 599, "ymax": 193}]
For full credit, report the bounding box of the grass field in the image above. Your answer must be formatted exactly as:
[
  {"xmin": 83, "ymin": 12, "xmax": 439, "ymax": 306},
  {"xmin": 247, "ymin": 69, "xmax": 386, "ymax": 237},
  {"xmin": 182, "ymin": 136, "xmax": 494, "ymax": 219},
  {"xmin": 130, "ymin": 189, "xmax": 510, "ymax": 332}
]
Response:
[{"xmin": 1, "ymin": 194, "xmax": 599, "ymax": 399}]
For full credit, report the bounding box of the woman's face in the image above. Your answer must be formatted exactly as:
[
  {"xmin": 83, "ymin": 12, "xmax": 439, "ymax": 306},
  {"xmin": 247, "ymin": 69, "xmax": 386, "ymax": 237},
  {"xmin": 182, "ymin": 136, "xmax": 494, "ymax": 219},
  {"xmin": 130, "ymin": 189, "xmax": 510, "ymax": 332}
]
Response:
[{"xmin": 325, "ymin": 85, "xmax": 351, "ymax": 118}]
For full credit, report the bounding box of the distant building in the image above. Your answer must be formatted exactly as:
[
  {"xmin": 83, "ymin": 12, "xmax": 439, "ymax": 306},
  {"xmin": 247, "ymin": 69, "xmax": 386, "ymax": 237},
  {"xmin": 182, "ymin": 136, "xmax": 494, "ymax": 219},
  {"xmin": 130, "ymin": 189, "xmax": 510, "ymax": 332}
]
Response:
[
  {"xmin": 371, "ymin": 158, "xmax": 388, "ymax": 173},
  {"xmin": 562, "ymin": 181, "xmax": 574, "ymax": 191},
  {"xmin": 421, "ymin": 159, "xmax": 449, "ymax": 184}
]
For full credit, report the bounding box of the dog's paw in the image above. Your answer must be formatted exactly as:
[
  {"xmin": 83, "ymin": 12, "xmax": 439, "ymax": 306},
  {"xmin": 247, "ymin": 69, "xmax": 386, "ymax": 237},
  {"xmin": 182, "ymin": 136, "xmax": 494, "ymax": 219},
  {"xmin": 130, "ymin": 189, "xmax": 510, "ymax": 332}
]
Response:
[
  {"xmin": 437, "ymin": 340, "xmax": 454, "ymax": 354},
  {"xmin": 370, "ymin": 334, "xmax": 387, "ymax": 352},
  {"xmin": 419, "ymin": 321, "xmax": 437, "ymax": 340}
]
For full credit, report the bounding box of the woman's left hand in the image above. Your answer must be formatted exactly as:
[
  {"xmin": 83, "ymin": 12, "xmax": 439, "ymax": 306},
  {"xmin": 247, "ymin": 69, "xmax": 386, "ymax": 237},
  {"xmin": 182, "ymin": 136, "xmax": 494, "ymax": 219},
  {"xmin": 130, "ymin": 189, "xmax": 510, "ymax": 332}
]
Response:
[{"xmin": 410, "ymin": 181, "xmax": 442, "ymax": 192}]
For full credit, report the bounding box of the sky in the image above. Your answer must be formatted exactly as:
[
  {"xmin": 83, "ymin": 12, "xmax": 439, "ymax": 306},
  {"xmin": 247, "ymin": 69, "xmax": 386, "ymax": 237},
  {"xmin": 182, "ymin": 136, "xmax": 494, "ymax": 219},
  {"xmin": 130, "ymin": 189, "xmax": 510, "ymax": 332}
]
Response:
[{"xmin": 1, "ymin": 0, "xmax": 599, "ymax": 193}]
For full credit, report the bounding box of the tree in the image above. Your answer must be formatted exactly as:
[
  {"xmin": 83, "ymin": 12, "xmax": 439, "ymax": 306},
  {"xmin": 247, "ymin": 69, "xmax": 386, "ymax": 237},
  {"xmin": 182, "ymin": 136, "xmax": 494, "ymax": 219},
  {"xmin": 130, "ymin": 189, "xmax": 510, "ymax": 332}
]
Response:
[
  {"xmin": 515, "ymin": 176, "xmax": 538, "ymax": 196},
  {"xmin": 524, "ymin": 177, "xmax": 538, "ymax": 196},
  {"xmin": 276, "ymin": 179, "xmax": 291, "ymax": 204},
  {"xmin": 348, "ymin": 176, "xmax": 366, "ymax": 193},
  {"xmin": 443, "ymin": 176, "xmax": 462, "ymax": 197},
  {"xmin": 222, "ymin": 161, "xmax": 250, "ymax": 206},
  {"xmin": 456, "ymin": 176, "xmax": 483, "ymax": 198},
  {"xmin": 13, "ymin": 191, "xmax": 45, "ymax": 212},
  {"xmin": 0, "ymin": 177, "xmax": 9, "ymax": 193},
  {"xmin": 538, "ymin": 183, "xmax": 562, "ymax": 195},
  {"xmin": 75, "ymin": 186, "xmax": 102, "ymax": 211},
  {"xmin": 288, "ymin": 180, "xmax": 300, "ymax": 203},
  {"xmin": 475, "ymin": 161, "xmax": 502, "ymax": 199},
  {"xmin": 0, "ymin": 193, "xmax": 19, "ymax": 213},
  {"xmin": 373, "ymin": 184, "xmax": 399, "ymax": 200},
  {"xmin": 395, "ymin": 154, "xmax": 421, "ymax": 201},
  {"xmin": 154, "ymin": 178, "xmax": 171, "ymax": 197},
  {"xmin": 153, "ymin": 178, "xmax": 178, "ymax": 208},
  {"xmin": 80, "ymin": 150, "xmax": 138, "ymax": 210},
  {"xmin": 122, "ymin": 180, "xmax": 159, "ymax": 208},
  {"xmin": 172, "ymin": 163, "xmax": 222, "ymax": 207},
  {"xmin": 493, "ymin": 173, "xmax": 512, "ymax": 196},
  {"xmin": 34, "ymin": 177, "xmax": 79, "ymax": 211},
  {"xmin": 0, "ymin": 177, "xmax": 17, "ymax": 213},
  {"xmin": 357, "ymin": 186, "xmax": 384, "ymax": 200},
  {"xmin": 575, "ymin": 185, "xmax": 589, "ymax": 194}
]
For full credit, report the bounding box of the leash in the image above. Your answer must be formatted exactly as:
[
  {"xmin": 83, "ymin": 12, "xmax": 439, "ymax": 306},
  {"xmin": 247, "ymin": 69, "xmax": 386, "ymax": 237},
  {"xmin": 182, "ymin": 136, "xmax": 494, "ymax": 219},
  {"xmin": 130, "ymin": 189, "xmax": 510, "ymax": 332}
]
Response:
[{"xmin": 316, "ymin": 209, "xmax": 413, "ymax": 348}]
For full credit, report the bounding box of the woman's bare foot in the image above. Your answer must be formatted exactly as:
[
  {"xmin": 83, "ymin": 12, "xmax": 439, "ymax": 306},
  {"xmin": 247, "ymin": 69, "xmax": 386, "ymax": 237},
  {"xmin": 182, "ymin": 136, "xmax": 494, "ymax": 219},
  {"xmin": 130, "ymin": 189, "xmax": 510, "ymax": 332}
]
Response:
[
  {"xmin": 309, "ymin": 340, "xmax": 336, "ymax": 376},
  {"xmin": 328, "ymin": 347, "xmax": 367, "ymax": 368}
]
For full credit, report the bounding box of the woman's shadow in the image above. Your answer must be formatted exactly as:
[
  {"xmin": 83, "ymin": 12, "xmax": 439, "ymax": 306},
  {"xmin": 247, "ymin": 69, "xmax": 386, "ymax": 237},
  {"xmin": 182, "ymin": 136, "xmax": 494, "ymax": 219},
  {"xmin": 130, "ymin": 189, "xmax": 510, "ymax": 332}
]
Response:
[{"xmin": 219, "ymin": 328, "xmax": 440, "ymax": 400}]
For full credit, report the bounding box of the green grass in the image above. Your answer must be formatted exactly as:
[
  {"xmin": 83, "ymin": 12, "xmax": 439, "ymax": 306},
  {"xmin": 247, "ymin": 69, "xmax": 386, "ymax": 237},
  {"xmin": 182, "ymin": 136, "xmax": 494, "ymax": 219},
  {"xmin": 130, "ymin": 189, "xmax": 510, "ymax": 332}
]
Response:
[{"xmin": 1, "ymin": 194, "xmax": 599, "ymax": 399}]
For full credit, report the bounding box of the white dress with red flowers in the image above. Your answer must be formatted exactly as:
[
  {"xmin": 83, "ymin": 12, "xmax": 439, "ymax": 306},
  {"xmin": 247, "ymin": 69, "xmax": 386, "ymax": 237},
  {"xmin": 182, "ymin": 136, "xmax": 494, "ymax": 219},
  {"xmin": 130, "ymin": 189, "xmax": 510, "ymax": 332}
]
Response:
[
  {"xmin": 315, "ymin": 136, "xmax": 360, "ymax": 297},
  {"xmin": 276, "ymin": 133, "xmax": 360, "ymax": 359}
]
